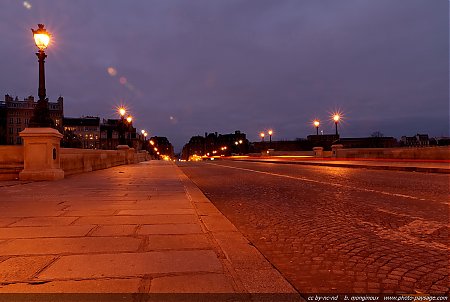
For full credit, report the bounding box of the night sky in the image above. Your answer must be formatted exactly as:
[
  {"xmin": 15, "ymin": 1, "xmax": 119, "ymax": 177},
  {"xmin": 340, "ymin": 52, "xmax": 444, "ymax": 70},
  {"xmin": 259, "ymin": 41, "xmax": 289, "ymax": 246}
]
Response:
[{"xmin": 0, "ymin": 0, "xmax": 448, "ymax": 151}]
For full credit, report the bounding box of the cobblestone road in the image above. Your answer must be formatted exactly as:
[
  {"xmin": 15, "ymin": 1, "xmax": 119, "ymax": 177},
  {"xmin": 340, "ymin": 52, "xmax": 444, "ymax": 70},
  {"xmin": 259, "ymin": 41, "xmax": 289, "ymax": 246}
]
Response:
[{"xmin": 179, "ymin": 161, "xmax": 449, "ymax": 295}]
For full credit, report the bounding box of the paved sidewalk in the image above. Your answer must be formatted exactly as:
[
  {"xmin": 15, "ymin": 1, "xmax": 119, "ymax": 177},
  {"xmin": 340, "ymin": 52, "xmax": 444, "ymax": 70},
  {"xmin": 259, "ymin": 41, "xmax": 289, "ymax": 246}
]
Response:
[
  {"xmin": 0, "ymin": 161, "xmax": 298, "ymax": 298},
  {"xmin": 233, "ymin": 157, "xmax": 450, "ymax": 174}
]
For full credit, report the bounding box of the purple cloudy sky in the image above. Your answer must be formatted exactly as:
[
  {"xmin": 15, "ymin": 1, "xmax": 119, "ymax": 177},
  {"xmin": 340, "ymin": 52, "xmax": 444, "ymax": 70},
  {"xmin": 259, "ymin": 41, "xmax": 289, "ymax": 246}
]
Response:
[{"xmin": 0, "ymin": 0, "xmax": 448, "ymax": 151}]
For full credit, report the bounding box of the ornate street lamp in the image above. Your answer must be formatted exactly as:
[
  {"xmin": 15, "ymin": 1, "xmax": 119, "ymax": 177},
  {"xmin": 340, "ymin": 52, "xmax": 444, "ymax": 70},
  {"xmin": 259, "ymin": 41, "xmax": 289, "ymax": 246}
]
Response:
[
  {"xmin": 126, "ymin": 116, "xmax": 133, "ymax": 146},
  {"xmin": 333, "ymin": 114, "xmax": 340, "ymax": 136},
  {"xmin": 268, "ymin": 130, "xmax": 273, "ymax": 145},
  {"xmin": 313, "ymin": 120, "xmax": 320, "ymax": 135},
  {"xmin": 29, "ymin": 24, "xmax": 54, "ymax": 127},
  {"xmin": 117, "ymin": 107, "xmax": 127, "ymax": 145}
]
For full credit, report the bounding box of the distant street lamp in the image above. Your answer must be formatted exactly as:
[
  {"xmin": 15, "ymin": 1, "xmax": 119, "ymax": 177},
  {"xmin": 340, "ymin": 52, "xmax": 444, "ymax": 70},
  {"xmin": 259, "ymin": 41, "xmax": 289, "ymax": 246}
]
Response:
[
  {"xmin": 313, "ymin": 120, "xmax": 320, "ymax": 135},
  {"xmin": 125, "ymin": 115, "xmax": 133, "ymax": 146},
  {"xmin": 29, "ymin": 24, "xmax": 54, "ymax": 127},
  {"xmin": 268, "ymin": 130, "xmax": 273, "ymax": 143},
  {"xmin": 333, "ymin": 114, "xmax": 340, "ymax": 136},
  {"xmin": 260, "ymin": 132, "xmax": 265, "ymax": 142},
  {"xmin": 117, "ymin": 107, "xmax": 127, "ymax": 145}
]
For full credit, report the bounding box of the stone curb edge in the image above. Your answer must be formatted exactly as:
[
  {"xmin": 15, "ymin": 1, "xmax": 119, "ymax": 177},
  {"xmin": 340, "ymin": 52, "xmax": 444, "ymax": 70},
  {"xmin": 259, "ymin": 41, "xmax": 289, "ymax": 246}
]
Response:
[{"xmin": 174, "ymin": 164, "xmax": 300, "ymax": 295}]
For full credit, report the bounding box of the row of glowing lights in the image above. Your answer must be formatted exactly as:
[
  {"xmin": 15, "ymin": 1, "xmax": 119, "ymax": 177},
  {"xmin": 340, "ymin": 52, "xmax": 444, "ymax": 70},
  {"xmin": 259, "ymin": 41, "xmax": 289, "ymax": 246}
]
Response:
[
  {"xmin": 259, "ymin": 113, "xmax": 342, "ymax": 138},
  {"xmin": 314, "ymin": 113, "xmax": 342, "ymax": 128},
  {"xmin": 119, "ymin": 106, "xmax": 149, "ymax": 141},
  {"xmin": 120, "ymin": 106, "xmax": 167, "ymax": 157}
]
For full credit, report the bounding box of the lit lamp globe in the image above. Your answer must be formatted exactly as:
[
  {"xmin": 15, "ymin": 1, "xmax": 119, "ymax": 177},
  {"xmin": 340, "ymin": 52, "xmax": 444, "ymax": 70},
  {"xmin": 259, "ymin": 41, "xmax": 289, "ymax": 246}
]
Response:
[
  {"xmin": 313, "ymin": 120, "xmax": 320, "ymax": 135},
  {"xmin": 126, "ymin": 116, "xmax": 132, "ymax": 123},
  {"xmin": 118, "ymin": 108, "xmax": 126, "ymax": 117},
  {"xmin": 32, "ymin": 24, "xmax": 50, "ymax": 50}
]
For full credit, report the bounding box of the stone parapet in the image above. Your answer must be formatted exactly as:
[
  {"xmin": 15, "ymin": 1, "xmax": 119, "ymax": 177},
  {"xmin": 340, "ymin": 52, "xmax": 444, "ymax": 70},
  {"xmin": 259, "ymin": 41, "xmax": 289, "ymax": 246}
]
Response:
[{"xmin": 19, "ymin": 127, "xmax": 64, "ymax": 181}]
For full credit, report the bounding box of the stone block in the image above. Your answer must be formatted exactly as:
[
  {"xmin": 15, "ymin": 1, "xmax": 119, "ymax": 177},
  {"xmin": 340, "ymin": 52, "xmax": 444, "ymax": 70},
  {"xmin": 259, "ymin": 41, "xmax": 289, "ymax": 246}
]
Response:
[
  {"xmin": 0, "ymin": 237, "xmax": 141, "ymax": 256},
  {"xmin": 138, "ymin": 224, "xmax": 203, "ymax": 235},
  {"xmin": 38, "ymin": 250, "xmax": 222, "ymax": 279},
  {"xmin": 0, "ymin": 256, "xmax": 55, "ymax": 282},
  {"xmin": 150, "ymin": 273, "xmax": 235, "ymax": 293}
]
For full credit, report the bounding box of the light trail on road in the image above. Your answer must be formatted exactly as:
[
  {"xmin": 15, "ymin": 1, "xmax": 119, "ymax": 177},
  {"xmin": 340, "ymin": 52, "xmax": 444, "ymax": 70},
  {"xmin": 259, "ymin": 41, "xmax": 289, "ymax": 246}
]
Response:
[{"xmin": 207, "ymin": 162, "xmax": 430, "ymax": 202}]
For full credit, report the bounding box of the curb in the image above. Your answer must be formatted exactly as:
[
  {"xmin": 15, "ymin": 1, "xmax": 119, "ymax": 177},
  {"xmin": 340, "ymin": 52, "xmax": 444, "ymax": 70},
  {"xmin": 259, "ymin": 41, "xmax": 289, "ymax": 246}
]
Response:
[{"xmin": 175, "ymin": 165, "xmax": 300, "ymax": 295}]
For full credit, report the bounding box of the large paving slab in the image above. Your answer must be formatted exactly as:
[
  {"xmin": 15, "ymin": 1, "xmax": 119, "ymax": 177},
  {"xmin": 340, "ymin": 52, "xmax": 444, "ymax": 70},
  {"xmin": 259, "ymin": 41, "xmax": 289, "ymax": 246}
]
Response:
[
  {"xmin": 0, "ymin": 237, "xmax": 142, "ymax": 256},
  {"xmin": 0, "ymin": 161, "xmax": 298, "ymax": 295},
  {"xmin": 0, "ymin": 225, "xmax": 94, "ymax": 239},
  {"xmin": 37, "ymin": 250, "xmax": 223, "ymax": 279}
]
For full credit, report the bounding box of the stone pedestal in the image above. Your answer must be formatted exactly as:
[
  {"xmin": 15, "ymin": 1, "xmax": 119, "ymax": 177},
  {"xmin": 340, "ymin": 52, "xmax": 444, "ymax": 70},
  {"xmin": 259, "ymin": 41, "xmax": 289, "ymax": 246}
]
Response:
[
  {"xmin": 313, "ymin": 147, "xmax": 323, "ymax": 158},
  {"xmin": 331, "ymin": 144, "xmax": 344, "ymax": 158},
  {"xmin": 117, "ymin": 145, "xmax": 136, "ymax": 164},
  {"xmin": 19, "ymin": 128, "xmax": 64, "ymax": 181}
]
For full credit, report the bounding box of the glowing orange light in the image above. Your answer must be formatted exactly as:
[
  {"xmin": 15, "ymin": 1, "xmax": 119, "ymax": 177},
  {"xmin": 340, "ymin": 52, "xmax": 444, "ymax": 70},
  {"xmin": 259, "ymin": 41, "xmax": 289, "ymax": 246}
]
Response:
[
  {"xmin": 144, "ymin": 132, "xmax": 148, "ymax": 137},
  {"xmin": 32, "ymin": 24, "xmax": 50, "ymax": 50},
  {"xmin": 314, "ymin": 120, "xmax": 320, "ymax": 127},
  {"xmin": 260, "ymin": 132, "xmax": 265, "ymax": 138},
  {"xmin": 118, "ymin": 107, "xmax": 126, "ymax": 117},
  {"xmin": 154, "ymin": 147, "xmax": 158, "ymax": 151},
  {"xmin": 268, "ymin": 130, "xmax": 273, "ymax": 136},
  {"xmin": 333, "ymin": 114, "xmax": 340, "ymax": 122},
  {"xmin": 150, "ymin": 140, "xmax": 155, "ymax": 145},
  {"xmin": 126, "ymin": 116, "xmax": 132, "ymax": 123}
]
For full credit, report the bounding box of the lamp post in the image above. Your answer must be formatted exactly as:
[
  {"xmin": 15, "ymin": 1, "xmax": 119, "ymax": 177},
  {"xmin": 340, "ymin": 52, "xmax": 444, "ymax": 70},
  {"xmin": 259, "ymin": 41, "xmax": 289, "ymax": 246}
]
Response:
[
  {"xmin": 118, "ymin": 107, "xmax": 127, "ymax": 145},
  {"xmin": 313, "ymin": 120, "xmax": 320, "ymax": 135},
  {"xmin": 333, "ymin": 114, "xmax": 340, "ymax": 136},
  {"xmin": 268, "ymin": 130, "xmax": 273, "ymax": 143},
  {"xmin": 260, "ymin": 132, "xmax": 265, "ymax": 142},
  {"xmin": 29, "ymin": 24, "xmax": 54, "ymax": 128},
  {"xmin": 126, "ymin": 116, "xmax": 133, "ymax": 147}
]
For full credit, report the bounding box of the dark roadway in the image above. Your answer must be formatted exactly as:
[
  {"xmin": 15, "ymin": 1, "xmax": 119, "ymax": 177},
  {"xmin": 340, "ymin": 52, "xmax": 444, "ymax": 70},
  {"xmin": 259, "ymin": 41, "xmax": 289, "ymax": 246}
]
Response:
[{"xmin": 178, "ymin": 160, "xmax": 449, "ymax": 295}]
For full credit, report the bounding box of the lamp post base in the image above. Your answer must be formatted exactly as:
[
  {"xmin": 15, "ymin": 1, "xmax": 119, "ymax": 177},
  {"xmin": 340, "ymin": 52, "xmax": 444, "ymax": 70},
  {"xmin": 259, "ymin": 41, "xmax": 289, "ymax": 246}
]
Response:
[{"xmin": 19, "ymin": 127, "xmax": 64, "ymax": 181}]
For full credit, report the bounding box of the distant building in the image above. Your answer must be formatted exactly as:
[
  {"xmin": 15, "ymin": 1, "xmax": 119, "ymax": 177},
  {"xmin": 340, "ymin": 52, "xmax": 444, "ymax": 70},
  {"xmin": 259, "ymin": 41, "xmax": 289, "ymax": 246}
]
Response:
[
  {"xmin": 306, "ymin": 134, "xmax": 339, "ymax": 150},
  {"xmin": 99, "ymin": 119, "xmax": 121, "ymax": 150},
  {"xmin": 63, "ymin": 117, "xmax": 100, "ymax": 149},
  {"xmin": 401, "ymin": 134, "xmax": 429, "ymax": 147},
  {"xmin": 334, "ymin": 137, "xmax": 398, "ymax": 148},
  {"xmin": 181, "ymin": 130, "xmax": 248, "ymax": 160},
  {"xmin": 99, "ymin": 119, "xmax": 140, "ymax": 150},
  {"xmin": 150, "ymin": 136, "xmax": 174, "ymax": 158},
  {"xmin": 0, "ymin": 94, "xmax": 63, "ymax": 145}
]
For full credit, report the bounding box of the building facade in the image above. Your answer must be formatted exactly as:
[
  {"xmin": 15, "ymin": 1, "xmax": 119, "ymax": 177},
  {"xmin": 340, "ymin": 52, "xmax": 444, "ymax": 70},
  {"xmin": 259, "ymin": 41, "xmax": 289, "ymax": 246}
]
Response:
[
  {"xmin": 62, "ymin": 117, "xmax": 100, "ymax": 149},
  {"xmin": 181, "ymin": 130, "xmax": 248, "ymax": 160},
  {"xmin": 0, "ymin": 94, "xmax": 63, "ymax": 145},
  {"xmin": 400, "ymin": 134, "xmax": 429, "ymax": 147}
]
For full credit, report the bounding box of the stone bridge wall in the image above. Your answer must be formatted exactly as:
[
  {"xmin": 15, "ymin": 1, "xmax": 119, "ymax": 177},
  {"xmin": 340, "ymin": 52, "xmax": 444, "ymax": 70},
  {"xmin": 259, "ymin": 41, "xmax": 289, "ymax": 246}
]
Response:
[{"xmin": 0, "ymin": 147, "xmax": 150, "ymax": 180}]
